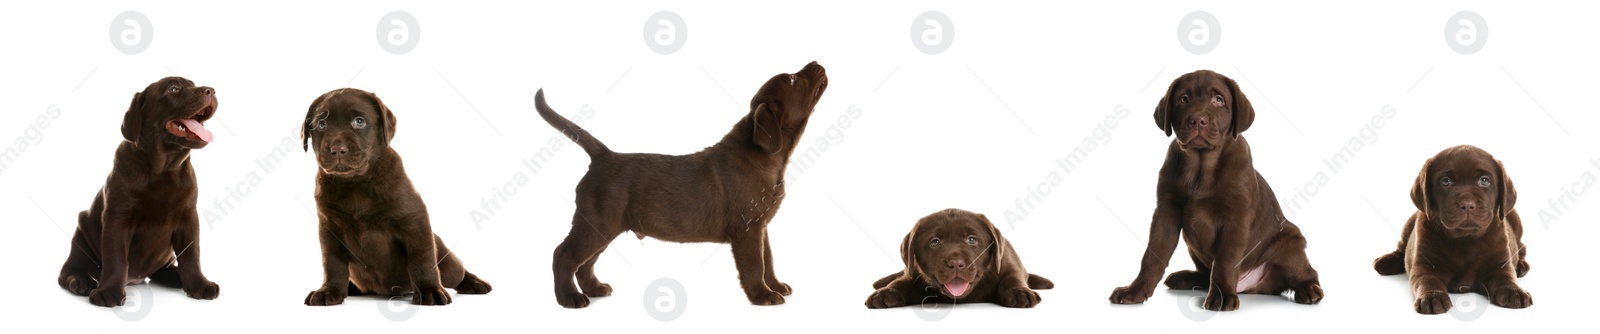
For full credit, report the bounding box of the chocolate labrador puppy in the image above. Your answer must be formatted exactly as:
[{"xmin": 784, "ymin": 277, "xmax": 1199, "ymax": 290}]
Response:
[
  {"xmin": 301, "ymin": 88, "xmax": 491, "ymax": 306},
  {"xmin": 538, "ymin": 61, "xmax": 827, "ymax": 308},
  {"xmin": 1109, "ymin": 70, "xmax": 1323, "ymax": 311},
  {"xmin": 57, "ymin": 76, "xmax": 220, "ymax": 307},
  {"xmin": 1372, "ymin": 145, "xmax": 1530, "ymax": 314},
  {"xmin": 865, "ymin": 209, "xmax": 1053, "ymax": 308}
]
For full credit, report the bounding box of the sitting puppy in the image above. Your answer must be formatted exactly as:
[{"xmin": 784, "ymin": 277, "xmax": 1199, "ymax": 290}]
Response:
[
  {"xmin": 865, "ymin": 209, "xmax": 1054, "ymax": 308},
  {"xmin": 301, "ymin": 88, "xmax": 491, "ymax": 306},
  {"xmin": 538, "ymin": 61, "xmax": 828, "ymax": 308},
  {"xmin": 58, "ymin": 76, "xmax": 221, "ymax": 307},
  {"xmin": 1109, "ymin": 70, "xmax": 1324, "ymax": 311},
  {"xmin": 1373, "ymin": 145, "xmax": 1531, "ymax": 314}
]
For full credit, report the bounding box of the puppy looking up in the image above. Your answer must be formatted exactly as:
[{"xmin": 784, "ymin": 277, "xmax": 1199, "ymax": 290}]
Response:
[
  {"xmin": 58, "ymin": 76, "xmax": 220, "ymax": 307},
  {"xmin": 1109, "ymin": 70, "xmax": 1324, "ymax": 311},
  {"xmin": 538, "ymin": 61, "xmax": 828, "ymax": 308},
  {"xmin": 301, "ymin": 88, "xmax": 491, "ymax": 306},
  {"xmin": 1373, "ymin": 145, "xmax": 1530, "ymax": 314},
  {"xmin": 865, "ymin": 209, "xmax": 1054, "ymax": 308}
]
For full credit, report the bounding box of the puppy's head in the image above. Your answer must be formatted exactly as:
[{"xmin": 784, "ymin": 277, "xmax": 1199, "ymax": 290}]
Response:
[
  {"xmin": 901, "ymin": 208, "xmax": 1005, "ymax": 299},
  {"xmin": 1410, "ymin": 145, "xmax": 1517, "ymax": 239},
  {"xmin": 1152, "ymin": 70, "xmax": 1254, "ymax": 150},
  {"xmin": 300, "ymin": 88, "xmax": 397, "ymax": 177},
  {"xmin": 748, "ymin": 61, "xmax": 828, "ymax": 154},
  {"xmin": 121, "ymin": 76, "xmax": 217, "ymax": 149}
]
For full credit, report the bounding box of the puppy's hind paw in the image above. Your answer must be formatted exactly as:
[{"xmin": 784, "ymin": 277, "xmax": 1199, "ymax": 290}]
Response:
[
  {"xmin": 998, "ymin": 287, "xmax": 1041, "ymax": 308},
  {"xmin": 581, "ymin": 283, "xmax": 611, "ymax": 297},
  {"xmin": 865, "ymin": 288, "xmax": 904, "ymax": 309},
  {"xmin": 1163, "ymin": 270, "xmax": 1209, "ymax": 290},
  {"xmin": 59, "ymin": 273, "xmax": 96, "ymax": 296},
  {"xmin": 1373, "ymin": 253, "xmax": 1406, "ymax": 276},
  {"xmin": 1292, "ymin": 282, "xmax": 1323, "ymax": 304},
  {"xmin": 455, "ymin": 273, "xmax": 493, "ymax": 295}
]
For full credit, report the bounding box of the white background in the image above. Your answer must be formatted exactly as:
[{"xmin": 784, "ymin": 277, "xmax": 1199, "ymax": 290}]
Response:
[{"xmin": 1, "ymin": 1, "xmax": 1595, "ymax": 333}]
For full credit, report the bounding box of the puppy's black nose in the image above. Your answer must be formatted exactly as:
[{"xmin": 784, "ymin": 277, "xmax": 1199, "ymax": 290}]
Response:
[
  {"xmin": 199, "ymin": 87, "xmax": 215, "ymax": 96},
  {"xmin": 946, "ymin": 259, "xmax": 966, "ymax": 269}
]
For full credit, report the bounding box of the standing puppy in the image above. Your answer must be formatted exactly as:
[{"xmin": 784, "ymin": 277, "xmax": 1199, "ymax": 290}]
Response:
[
  {"xmin": 538, "ymin": 62, "xmax": 827, "ymax": 308},
  {"xmin": 58, "ymin": 76, "xmax": 220, "ymax": 307},
  {"xmin": 1109, "ymin": 70, "xmax": 1324, "ymax": 311},
  {"xmin": 301, "ymin": 88, "xmax": 491, "ymax": 306},
  {"xmin": 1373, "ymin": 145, "xmax": 1530, "ymax": 314},
  {"xmin": 865, "ymin": 209, "xmax": 1053, "ymax": 308}
]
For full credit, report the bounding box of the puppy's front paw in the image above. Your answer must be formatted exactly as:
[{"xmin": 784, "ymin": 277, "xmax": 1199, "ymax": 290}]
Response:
[
  {"xmin": 998, "ymin": 286, "xmax": 1041, "ymax": 308},
  {"xmin": 768, "ymin": 281, "xmax": 793, "ymax": 296},
  {"xmin": 1414, "ymin": 291, "xmax": 1451, "ymax": 314},
  {"xmin": 1292, "ymin": 282, "xmax": 1324, "ymax": 304},
  {"xmin": 746, "ymin": 289, "xmax": 786, "ymax": 306},
  {"xmin": 1373, "ymin": 253, "xmax": 1406, "ymax": 275},
  {"xmin": 556, "ymin": 291, "xmax": 590, "ymax": 308},
  {"xmin": 456, "ymin": 274, "xmax": 493, "ymax": 295},
  {"xmin": 865, "ymin": 288, "xmax": 904, "ymax": 309},
  {"xmin": 1491, "ymin": 286, "xmax": 1532, "ymax": 309},
  {"xmin": 304, "ymin": 287, "xmax": 347, "ymax": 306},
  {"xmin": 1203, "ymin": 287, "xmax": 1239, "ymax": 311},
  {"xmin": 185, "ymin": 281, "xmax": 220, "ymax": 300},
  {"xmin": 1163, "ymin": 270, "xmax": 1209, "ymax": 290},
  {"xmin": 412, "ymin": 285, "xmax": 452, "ymax": 305},
  {"xmin": 88, "ymin": 287, "xmax": 126, "ymax": 307},
  {"xmin": 1109, "ymin": 285, "xmax": 1152, "ymax": 304}
]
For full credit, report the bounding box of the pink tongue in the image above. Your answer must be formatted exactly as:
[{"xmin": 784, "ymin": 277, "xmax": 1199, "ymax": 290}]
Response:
[
  {"xmin": 945, "ymin": 278, "xmax": 970, "ymax": 297},
  {"xmin": 178, "ymin": 119, "xmax": 213, "ymax": 142}
]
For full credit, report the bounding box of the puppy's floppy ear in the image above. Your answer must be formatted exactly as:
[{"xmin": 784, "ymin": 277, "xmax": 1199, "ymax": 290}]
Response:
[
  {"xmin": 750, "ymin": 102, "xmax": 784, "ymax": 153},
  {"xmin": 120, "ymin": 92, "xmax": 146, "ymax": 142},
  {"xmin": 899, "ymin": 224, "xmax": 919, "ymax": 277},
  {"xmin": 1495, "ymin": 159, "xmax": 1518, "ymax": 219},
  {"xmin": 1410, "ymin": 158, "xmax": 1433, "ymax": 216},
  {"xmin": 977, "ymin": 213, "xmax": 1007, "ymax": 273},
  {"xmin": 302, "ymin": 92, "xmax": 329, "ymax": 152},
  {"xmin": 1153, "ymin": 79, "xmax": 1179, "ymax": 137},
  {"xmin": 1223, "ymin": 76, "xmax": 1255, "ymax": 137},
  {"xmin": 365, "ymin": 91, "xmax": 397, "ymax": 146}
]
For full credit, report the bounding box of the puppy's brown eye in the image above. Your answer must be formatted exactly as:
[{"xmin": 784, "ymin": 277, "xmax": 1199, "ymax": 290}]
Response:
[
  {"xmin": 966, "ymin": 235, "xmax": 978, "ymax": 245},
  {"xmin": 1440, "ymin": 177, "xmax": 1452, "ymax": 187},
  {"xmin": 1478, "ymin": 176, "xmax": 1490, "ymax": 187},
  {"xmin": 1178, "ymin": 95, "xmax": 1190, "ymax": 104},
  {"xmin": 352, "ymin": 116, "xmax": 367, "ymax": 129},
  {"xmin": 167, "ymin": 86, "xmax": 180, "ymax": 93},
  {"xmin": 930, "ymin": 237, "xmax": 941, "ymax": 247}
]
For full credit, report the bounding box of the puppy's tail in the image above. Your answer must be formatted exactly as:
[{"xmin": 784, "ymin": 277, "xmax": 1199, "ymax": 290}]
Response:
[{"xmin": 535, "ymin": 89, "xmax": 610, "ymax": 158}]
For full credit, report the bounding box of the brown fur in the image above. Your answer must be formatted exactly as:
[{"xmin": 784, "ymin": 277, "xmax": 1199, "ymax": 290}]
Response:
[
  {"xmin": 1372, "ymin": 145, "xmax": 1531, "ymax": 314},
  {"xmin": 1109, "ymin": 70, "xmax": 1323, "ymax": 311},
  {"xmin": 300, "ymin": 88, "xmax": 491, "ymax": 306},
  {"xmin": 865, "ymin": 209, "xmax": 1053, "ymax": 308},
  {"xmin": 538, "ymin": 62, "xmax": 828, "ymax": 308},
  {"xmin": 57, "ymin": 76, "xmax": 220, "ymax": 307}
]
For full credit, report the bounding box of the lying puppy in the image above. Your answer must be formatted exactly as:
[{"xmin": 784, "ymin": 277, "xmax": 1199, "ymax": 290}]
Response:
[
  {"xmin": 1373, "ymin": 145, "xmax": 1530, "ymax": 314},
  {"xmin": 57, "ymin": 76, "xmax": 220, "ymax": 307},
  {"xmin": 301, "ymin": 88, "xmax": 491, "ymax": 306},
  {"xmin": 865, "ymin": 209, "xmax": 1053, "ymax": 308},
  {"xmin": 1109, "ymin": 70, "xmax": 1324, "ymax": 311},
  {"xmin": 538, "ymin": 61, "xmax": 828, "ymax": 308}
]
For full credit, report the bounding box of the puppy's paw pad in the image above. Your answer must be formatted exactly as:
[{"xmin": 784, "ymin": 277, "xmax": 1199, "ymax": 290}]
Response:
[
  {"xmin": 1203, "ymin": 290, "xmax": 1240, "ymax": 311},
  {"xmin": 185, "ymin": 281, "xmax": 220, "ymax": 300},
  {"xmin": 747, "ymin": 290, "xmax": 786, "ymax": 306},
  {"xmin": 1492, "ymin": 287, "xmax": 1532, "ymax": 309},
  {"xmin": 1109, "ymin": 285, "xmax": 1151, "ymax": 304},
  {"xmin": 88, "ymin": 287, "xmax": 125, "ymax": 308},
  {"xmin": 1293, "ymin": 282, "xmax": 1324, "ymax": 304},
  {"xmin": 304, "ymin": 288, "xmax": 347, "ymax": 306},
  {"xmin": 1373, "ymin": 253, "xmax": 1405, "ymax": 275},
  {"xmin": 556, "ymin": 291, "xmax": 591, "ymax": 308},
  {"xmin": 1163, "ymin": 270, "xmax": 1208, "ymax": 290},
  {"xmin": 411, "ymin": 286, "xmax": 452, "ymax": 306},
  {"xmin": 865, "ymin": 288, "xmax": 904, "ymax": 309},
  {"xmin": 999, "ymin": 287, "xmax": 1041, "ymax": 308},
  {"xmin": 581, "ymin": 283, "xmax": 612, "ymax": 297},
  {"xmin": 1414, "ymin": 291, "xmax": 1452, "ymax": 314}
]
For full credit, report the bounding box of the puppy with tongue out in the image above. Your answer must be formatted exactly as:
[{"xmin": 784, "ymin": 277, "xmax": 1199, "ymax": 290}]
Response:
[{"xmin": 866, "ymin": 209, "xmax": 1054, "ymax": 308}]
